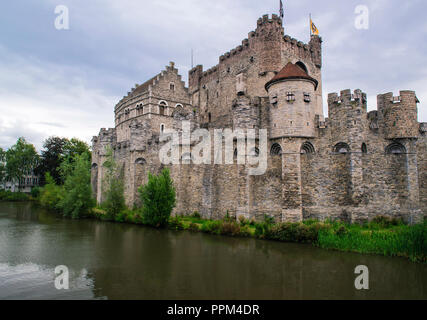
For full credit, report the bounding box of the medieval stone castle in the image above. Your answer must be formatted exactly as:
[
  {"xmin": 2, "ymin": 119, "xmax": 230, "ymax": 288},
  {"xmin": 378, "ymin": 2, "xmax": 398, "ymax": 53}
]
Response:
[{"xmin": 92, "ymin": 14, "xmax": 427, "ymax": 223}]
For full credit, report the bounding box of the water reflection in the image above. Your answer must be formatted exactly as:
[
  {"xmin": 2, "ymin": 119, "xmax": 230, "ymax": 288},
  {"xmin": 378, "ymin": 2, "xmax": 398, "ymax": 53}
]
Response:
[{"xmin": 0, "ymin": 202, "xmax": 425, "ymax": 300}]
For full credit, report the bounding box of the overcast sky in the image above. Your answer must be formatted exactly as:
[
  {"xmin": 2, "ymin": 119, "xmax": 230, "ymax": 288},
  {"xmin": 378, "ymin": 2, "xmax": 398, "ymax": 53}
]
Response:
[{"xmin": 0, "ymin": 0, "xmax": 426, "ymax": 150}]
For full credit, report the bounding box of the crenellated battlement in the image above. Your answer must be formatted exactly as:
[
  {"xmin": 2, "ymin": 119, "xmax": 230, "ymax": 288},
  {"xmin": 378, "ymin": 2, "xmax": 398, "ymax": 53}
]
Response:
[
  {"xmin": 256, "ymin": 14, "xmax": 283, "ymax": 29},
  {"xmin": 378, "ymin": 90, "xmax": 419, "ymax": 139},
  {"xmin": 328, "ymin": 89, "xmax": 367, "ymax": 105}
]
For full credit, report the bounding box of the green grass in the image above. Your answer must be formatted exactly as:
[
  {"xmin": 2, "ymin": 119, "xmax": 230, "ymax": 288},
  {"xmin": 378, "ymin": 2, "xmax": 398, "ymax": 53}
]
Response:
[{"xmin": 317, "ymin": 220, "xmax": 427, "ymax": 263}]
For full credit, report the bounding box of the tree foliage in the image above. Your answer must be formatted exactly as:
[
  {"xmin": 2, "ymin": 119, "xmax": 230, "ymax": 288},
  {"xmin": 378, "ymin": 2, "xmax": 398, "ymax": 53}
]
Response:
[
  {"xmin": 36, "ymin": 137, "xmax": 66, "ymax": 185},
  {"xmin": 138, "ymin": 168, "xmax": 176, "ymax": 228},
  {"xmin": 0, "ymin": 147, "xmax": 5, "ymax": 187},
  {"xmin": 36, "ymin": 136, "xmax": 91, "ymax": 186},
  {"xmin": 59, "ymin": 152, "xmax": 94, "ymax": 218},
  {"xmin": 39, "ymin": 173, "xmax": 64, "ymax": 211},
  {"xmin": 101, "ymin": 147, "xmax": 125, "ymax": 219},
  {"xmin": 5, "ymin": 137, "xmax": 39, "ymax": 190}
]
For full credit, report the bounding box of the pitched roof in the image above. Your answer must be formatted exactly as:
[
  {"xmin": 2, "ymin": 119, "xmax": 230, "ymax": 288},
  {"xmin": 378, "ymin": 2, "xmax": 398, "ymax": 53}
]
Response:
[
  {"xmin": 131, "ymin": 74, "xmax": 159, "ymax": 96},
  {"xmin": 265, "ymin": 62, "xmax": 318, "ymax": 90}
]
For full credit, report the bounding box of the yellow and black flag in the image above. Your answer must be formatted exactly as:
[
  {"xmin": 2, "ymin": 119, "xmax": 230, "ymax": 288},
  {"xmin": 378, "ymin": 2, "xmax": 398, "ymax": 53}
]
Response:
[{"xmin": 310, "ymin": 16, "xmax": 319, "ymax": 35}]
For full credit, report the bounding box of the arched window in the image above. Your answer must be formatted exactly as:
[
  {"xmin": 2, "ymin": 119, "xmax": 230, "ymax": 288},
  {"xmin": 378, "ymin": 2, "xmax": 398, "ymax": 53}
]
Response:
[
  {"xmin": 160, "ymin": 124, "xmax": 165, "ymax": 133},
  {"xmin": 135, "ymin": 158, "xmax": 146, "ymax": 165},
  {"xmin": 301, "ymin": 142, "xmax": 315, "ymax": 154},
  {"xmin": 91, "ymin": 163, "xmax": 98, "ymax": 170},
  {"xmin": 334, "ymin": 142, "xmax": 350, "ymax": 154},
  {"xmin": 361, "ymin": 143, "xmax": 367, "ymax": 154},
  {"xmin": 270, "ymin": 143, "xmax": 282, "ymax": 156},
  {"xmin": 385, "ymin": 142, "xmax": 406, "ymax": 154},
  {"xmin": 170, "ymin": 83, "xmax": 175, "ymax": 91},
  {"xmin": 296, "ymin": 61, "xmax": 308, "ymax": 74},
  {"xmin": 159, "ymin": 101, "xmax": 168, "ymax": 116},
  {"xmin": 175, "ymin": 103, "xmax": 183, "ymax": 108},
  {"xmin": 208, "ymin": 113, "xmax": 212, "ymax": 123}
]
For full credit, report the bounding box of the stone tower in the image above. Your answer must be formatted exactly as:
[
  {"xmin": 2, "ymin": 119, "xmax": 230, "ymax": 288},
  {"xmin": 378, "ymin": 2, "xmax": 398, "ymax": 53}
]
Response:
[
  {"xmin": 265, "ymin": 62, "xmax": 318, "ymax": 139},
  {"xmin": 264, "ymin": 62, "xmax": 318, "ymax": 222}
]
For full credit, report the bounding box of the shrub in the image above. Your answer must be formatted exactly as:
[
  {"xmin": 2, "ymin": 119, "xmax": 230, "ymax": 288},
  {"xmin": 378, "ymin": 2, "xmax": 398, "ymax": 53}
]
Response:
[
  {"xmin": 39, "ymin": 173, "xmax": 64, "ymax": 211},
  {"xmin": 169, "ymin": 215, "xmax": 184, "ymax": 231},
  {"xmin": 139, "ymin": 168, "xmax": 176, "ymax": 228},
  {"xmin": 254, "ymin": 215, "xmax": 275, "ymax": 238},
  {"xmin": 188, "ymin": 222, "xmax": 200, "ymax": 232},
  {"xmin": 239, "ymin": 225, "xmax": 252, "ymax": 237},
  {"xmin": 59, "ymin": 153, "xmax": 95, "ymax": 219},
  {"xmin": 220, "ymin": 221, "xmax": 241, "ymax": 236},
  {"xmin": 238, "ymin": 215, "xmax": 248, "ymax": 226},
  {"xmin": 101, "ymin": 148, "xmax": 126, "ymax": 220},
  {"xmin": 31, "ymin": 186, "xmax": 40, "ymax": 199},
  {"xmin": 201, "ymin": 220, "xmax": 223, "ymax": 235}
]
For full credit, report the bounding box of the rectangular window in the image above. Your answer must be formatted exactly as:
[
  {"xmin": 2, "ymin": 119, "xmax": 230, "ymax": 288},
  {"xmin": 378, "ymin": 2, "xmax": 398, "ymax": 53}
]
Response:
[
  {"xmin": 287, "ymin": 92, "xmax": 295, "ymax": 102},
  {"xmin": 304, "ymin": 93, "xmax": 311, "ymax": 102}
]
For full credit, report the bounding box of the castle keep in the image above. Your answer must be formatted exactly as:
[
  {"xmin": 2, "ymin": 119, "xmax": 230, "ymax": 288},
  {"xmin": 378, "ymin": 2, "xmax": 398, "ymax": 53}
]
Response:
[{"xmin": 92, "ymin": 14, "xmax": 427, "ymax": 223}]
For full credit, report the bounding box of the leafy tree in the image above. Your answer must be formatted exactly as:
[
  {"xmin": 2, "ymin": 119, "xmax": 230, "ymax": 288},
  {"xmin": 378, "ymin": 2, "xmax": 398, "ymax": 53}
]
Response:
[
  {"xmin": 59, "ymin": 138, "xmax": 91, "ymax": 182},
  {"xmin": 63, "ymin": 138, "xmax": 91, "ymax": 160},
  {"xmin": 36, "ymin": 137, "xmax": 91, "ymax": 186},
  {"xmin": 138, "ymin": 168, "xmax": 176, "ymax": 228},
  {"xmin": 36, "ymin": 137, "xmax": 67, "ymax": 185},
  {"xmin": 0, "ymin": 147, "xmax": 5, "ymax": 188},
  {"xmin": 59, "ymin": 152, "xmax": 95, "ymax": 219},
  {"xmin": 5, "ymin": 137, "xmax": 39, "ymax": 191},
  {"xmin": 101, "ymin": 147, "xmax": 125, "ymax": 219}
]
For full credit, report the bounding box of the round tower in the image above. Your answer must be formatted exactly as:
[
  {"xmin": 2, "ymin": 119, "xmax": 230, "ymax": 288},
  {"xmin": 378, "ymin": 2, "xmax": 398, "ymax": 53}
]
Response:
[{"xmin": 265, "ymin": 62, "xmax": 318, "ymax": 138}]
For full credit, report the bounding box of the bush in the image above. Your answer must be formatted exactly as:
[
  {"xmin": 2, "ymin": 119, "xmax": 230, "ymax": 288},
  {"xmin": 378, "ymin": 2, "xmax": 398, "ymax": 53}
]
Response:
[
  {"xmin": 31, "ymin": 186, "xmax": 40, "ymax": 199},
  {"xmin": 201, "ymin": 220, "xmax": 223, "ymax": 235},
  {"xmin": 59, "ymin": 153, "xmax": 95, "ymax": 219},
  {"xmin": 220, "ymin": 221, "xmax": 241, "ymax": 236},
  {"xmin": 39, "ymin": 173, "xmax": 64, "ymax": 211},
  {"xmin": 169, "ymin": 215, "xmax": 184, "ymax": 231},
  {"xmin": 139, "ymin": 168, "xmax": 176, "ymax": 228},
  {"xmin": 188, "ymin": 222, "xmax": 200, "ymax": 232},
  {"xmin": 101, "ymin": 148, "xmax": 126, "ymax": 220},
  {"xmin": 254, "ymin": 215, "xmax": 275, "ymax": 238}
]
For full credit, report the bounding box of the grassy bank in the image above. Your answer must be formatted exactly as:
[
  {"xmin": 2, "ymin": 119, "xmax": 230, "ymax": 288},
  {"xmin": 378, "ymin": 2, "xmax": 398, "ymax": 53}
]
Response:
[
  {"xmin": 0, "ymin": 190, "xmax": 32, "ymax": 202},
  {"xmin": 88, "ymin": 208, "xmax": 427, "ymax": 263}
]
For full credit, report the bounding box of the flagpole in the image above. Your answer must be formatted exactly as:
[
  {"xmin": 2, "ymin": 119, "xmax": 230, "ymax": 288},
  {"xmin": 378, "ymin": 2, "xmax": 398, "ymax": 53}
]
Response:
[{"xmin": 309, "ymin": 13, "xmax": 312, "ymax": 37}]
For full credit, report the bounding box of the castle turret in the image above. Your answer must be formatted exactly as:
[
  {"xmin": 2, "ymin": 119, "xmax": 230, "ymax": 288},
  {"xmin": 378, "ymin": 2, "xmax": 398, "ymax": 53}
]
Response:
[
  {"xmin": 265, "ymin": 62, "xmax": 318, "ymax": 138},
  {"xmin": 254, "ymin": 14, "xmax": 284, "ymax": 78},
  {"xmin": 328, "ymin": 89, "xmax": 368, "ymax": 205},
  {"xmin": 328, "ymin": 89, "xmax": 368, "ymax": 151},
  {"xmin": 377, "ymin": 90, "xmax": 419, "ymax": 139}
]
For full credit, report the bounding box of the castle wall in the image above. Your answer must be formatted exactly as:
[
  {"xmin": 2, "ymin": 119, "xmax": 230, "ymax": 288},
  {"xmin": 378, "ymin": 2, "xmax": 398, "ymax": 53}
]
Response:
[{"xmin": 418, "ymin": 130, "xmax": 427, "ymax": 218}]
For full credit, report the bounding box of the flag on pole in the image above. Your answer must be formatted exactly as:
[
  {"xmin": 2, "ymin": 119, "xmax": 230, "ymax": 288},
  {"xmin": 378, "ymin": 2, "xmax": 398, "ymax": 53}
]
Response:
[
  {"xmin": 310, "ymin": 17, "xmax": 319, "ymax": 35},
  {"xmin": 280, "ymin": 0, "xmax": 284, "ymax": 20}
]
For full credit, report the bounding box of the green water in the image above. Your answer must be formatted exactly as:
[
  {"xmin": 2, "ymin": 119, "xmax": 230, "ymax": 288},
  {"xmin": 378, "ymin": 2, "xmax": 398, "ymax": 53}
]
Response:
[{"xmin": 0, "ymin": 202, "xmax": 425, "ymax": 300}]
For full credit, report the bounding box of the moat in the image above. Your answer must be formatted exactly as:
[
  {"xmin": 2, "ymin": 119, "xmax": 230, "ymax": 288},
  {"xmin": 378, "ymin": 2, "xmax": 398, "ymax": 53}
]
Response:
[{"xmin": 0, "ymin": 202, "xmax": 426, "ymax": 300}]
